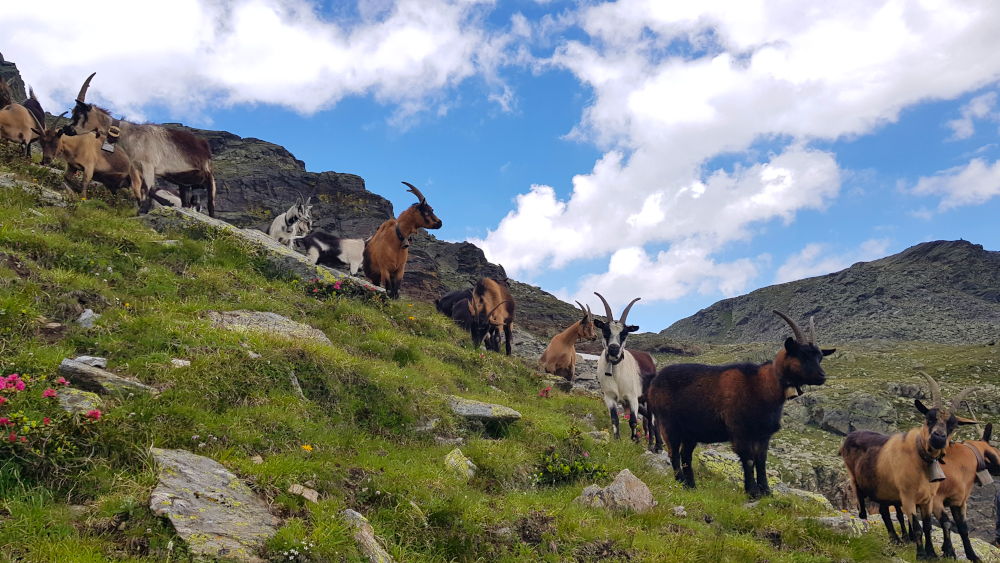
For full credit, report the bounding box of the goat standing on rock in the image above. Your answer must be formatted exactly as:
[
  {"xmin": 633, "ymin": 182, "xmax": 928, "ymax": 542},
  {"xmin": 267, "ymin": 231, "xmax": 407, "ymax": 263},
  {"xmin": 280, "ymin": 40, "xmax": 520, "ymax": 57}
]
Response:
[
  {"xmin": 362, "ymin": 182, "xmax": 441, "ymax": 299},
  {"xmin": 594, "ymin": 292, "xmax": 656, "ymax": 446},
  {"xmin": 649, "ymin": 311, "xmax": 834, "ymax": 498}
]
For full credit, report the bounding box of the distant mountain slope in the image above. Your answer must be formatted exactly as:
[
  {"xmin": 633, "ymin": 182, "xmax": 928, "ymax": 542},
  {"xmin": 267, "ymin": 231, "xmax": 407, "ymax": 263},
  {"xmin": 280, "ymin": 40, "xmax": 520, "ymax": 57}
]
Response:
[{"xmin": 661, "ymin": 240, "xmax": 1000, "ymax": 344}]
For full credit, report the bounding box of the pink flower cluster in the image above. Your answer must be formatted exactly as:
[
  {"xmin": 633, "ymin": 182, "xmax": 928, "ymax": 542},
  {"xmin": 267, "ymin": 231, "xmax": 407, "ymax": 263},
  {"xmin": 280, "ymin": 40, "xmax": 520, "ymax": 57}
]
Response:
[
  {"xmin": 42, "ymin": 388, "xmax": 58, "ymax": 399},
  {"xmin": 85, "ymin": 409, "xmax": 102, "ymax": 421},
  {"xmin": 0, "ymin": 374, "xmax": 26, "ymax": 392}
]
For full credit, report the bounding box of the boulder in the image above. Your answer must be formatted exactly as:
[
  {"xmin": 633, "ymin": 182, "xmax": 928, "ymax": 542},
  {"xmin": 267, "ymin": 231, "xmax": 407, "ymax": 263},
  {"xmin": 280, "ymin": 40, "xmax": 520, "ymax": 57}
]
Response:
[
  {"xmin": 574, "ymin": 469, "xmax": 656, "ymax": 513},
  {"xmin": 72, "ymin": 356, "xmax": 107, "ymax": 368},
  {"xmin": 341, "ymin": 509, "xmax": 395, "ymax": 563},
  {"xmin": 447, "ymin": 396, "xmax": 521, "ymax": 423},
  {"xmin": 149, "ymin": 448, "xmax": 279, "ymax": 561},
  {"xmin": 57, "ymin": 388, "xmax": 103, "ymax": 415},
  {"xmin": 58, "ymin": 358, "xmax": 157, "ymax": 396},
  {"xmin": 640, "ymin": 450, "xmax": 672, "ymax": 476},
  {"xmin": 772, "ymin": 482, "xmax": 835, "ymax": 512},
  {"xmin": 803, "ymin": 514, "xmax": 870, "ymax": 537},
  {"xmin": 76, "ymin": 308, "xmax": 100, "ymax": 328},
  {"xmin": 697, "ymin": 447, "xmax": 780, "ymax": 486},
  {"xmin": 207, "ymin": 310, "xmax": 333, "ymax": 346},
  {"xmin": 444, "ymin": 448, "xmax": 477, "ymax": 480},
  {"xmin": 287, "ymin": 484, "xmax": 320, "ymax": 504}
]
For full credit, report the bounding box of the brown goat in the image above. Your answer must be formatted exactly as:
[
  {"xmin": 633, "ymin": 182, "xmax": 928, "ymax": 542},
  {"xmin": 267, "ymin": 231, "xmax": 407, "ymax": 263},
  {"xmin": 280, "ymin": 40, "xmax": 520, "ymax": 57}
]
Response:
[
  {"xmin": 839, "ymin": 373, "xmax": 978, "ymax": 559},
  {"xmin": 932, "ymin": 423, "xmax": 1000, "ymax": 561},
  {"xmin": 539, "ymin": 301, "xmax": 596, "ymax": 380},
  {"xmin": 648, "ymin": 311, "xmax": 834, "ymax": 498},
  {"xmin": 0, "ymin": 88, "xmax": 44, "ymax": 157},
  {"xmin": 470, "ymin": 278, "xmax": 515, "ymax": 355},
  {"xmin": 362, "ymin": 182, "xmax": 442, "ymax": 299},
  {"xmin": 34, "ymin": 124, "xmax": 142, "ymax": 202}
]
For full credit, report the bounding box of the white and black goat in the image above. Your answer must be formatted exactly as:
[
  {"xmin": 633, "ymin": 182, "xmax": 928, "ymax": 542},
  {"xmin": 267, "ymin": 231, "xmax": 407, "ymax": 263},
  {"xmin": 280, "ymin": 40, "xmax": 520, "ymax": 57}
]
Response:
[
  {"xmin": 268, "ymin": 197, "xmax": 313, "ymax": 248},
  {"xmin": 297, "ymin": 231, "xmax": 364, "ymax": 275},
  {"xmin": 593, "ymin": 292, "xmax": 656, "ymax": 443}
]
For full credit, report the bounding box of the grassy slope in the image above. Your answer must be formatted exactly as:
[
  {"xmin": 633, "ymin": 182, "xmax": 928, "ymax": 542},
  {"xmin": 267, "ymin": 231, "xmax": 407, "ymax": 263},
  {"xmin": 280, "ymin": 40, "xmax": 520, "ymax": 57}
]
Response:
[{"xmin": 1, "ymin": 150, "xmax": 910, "ymax": 562}]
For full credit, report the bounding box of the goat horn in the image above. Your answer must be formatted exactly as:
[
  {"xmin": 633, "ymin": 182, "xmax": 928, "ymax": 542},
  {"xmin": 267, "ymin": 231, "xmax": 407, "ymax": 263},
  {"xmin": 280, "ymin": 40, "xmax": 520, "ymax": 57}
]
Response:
[
  {"xmin": 773, "ymin": 310, "xmax": 805, "ymax": 343},
  {"xmin": 594, "ymin": 292, "xmax": 615, "ymax": 324},
  {"xmin": 950, "ymin": 387, "xmax": 979, "ymax": 414},
  {"xmin": 574, "ymin": 300, "xmax": 587, "ymax": 314},
  {"xmin": 918, "ymin": 371, "xmax": 943, "ymax": 409},
  {"xmin": 76, "ymin": 72, "xmax": 96, "ymax": 103},
  {"xmin": 619, "ymin": 297, "xmax": 641, "ymax": 326},
  {"xmin": 401, "ymin": 181, "xmax": 426, "ymax": 204},
  {"xmin": 808, "ymin": 316, "xmax": 818, "ymax": 345},
  {"xmin": 487, "ymin": 300, "xmax": 510, "ymax": 317}
]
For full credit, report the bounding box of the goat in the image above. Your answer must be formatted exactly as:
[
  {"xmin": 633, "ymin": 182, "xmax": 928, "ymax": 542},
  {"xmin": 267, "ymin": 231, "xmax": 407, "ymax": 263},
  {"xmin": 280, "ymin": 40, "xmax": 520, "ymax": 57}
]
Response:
[
  {"xmin": 470, "ymin": 278, "xmax": 515, "ymax": 355},
  {"xmin": 269, "ymin": 198, "xmax": 314, "ymax": 247},
  {"xmin": 434, "ymin": 288, "xmax": 498, "ymax": 348},
  {"xmin": 362, "ymin": 182, "xmax": 442, "ymax": 298},
  {"xmin": 0, "ymin": 79, "xmax": 13, "ymax": 108},
  {"xmin": 34, "ymin": 122, "xmax": 143, "ymax": 203},
  {"xmin": 149, "ymin": 187, "xmax": 203, "ymax": 213},
  {"xmin": 933, "ymin": 423, "xmax": 1000, "ymax": 561},
  {"xmin": 0, "ymin": 87, "xmax": 44, "ymax": 157},
  {"xmin": 593, "ymin": 292, "xmax": 655, "ymax": 445},
  {"xmin": 539, "ymin": 301, "xmax": 596, "ymax": 381},
  {"xmin": 67, "ymin": 73, "xmax": 217, "ymax": 216},
  {"xmin": 648, "ymin": 311, "xmax": 834, "ymax": 498},
  {"xmin": 297, "ymin": 231, "xmax": 364, "ymax": 275},
  {"xmin": 839, "ymin": 372, "xmax": 979, "ymax": 559},
  {"xmin": 435, "ymin": 288, "xmax": 473, "ymax": 318}
]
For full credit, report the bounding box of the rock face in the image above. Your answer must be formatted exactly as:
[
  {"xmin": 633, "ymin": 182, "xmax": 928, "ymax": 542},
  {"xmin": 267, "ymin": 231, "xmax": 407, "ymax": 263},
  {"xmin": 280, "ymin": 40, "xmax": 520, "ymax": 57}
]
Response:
[
  {"xmin": 574, "ymin": 469, "xmax": 656, "ymax": 513},
  {"xmin": 0, "ymin": 58, "xmax": 27, "ymax": 102},
  {"xmin": 661, "ymin": 240, "xmax": 1000, "ymax": 344},
  {"xmin": 149, "ymin": 448, "xmax": 279, "ymax": 561},
  {"xmin": 207, "ymin": 310, "xmax": 333, "ymax": 345}
]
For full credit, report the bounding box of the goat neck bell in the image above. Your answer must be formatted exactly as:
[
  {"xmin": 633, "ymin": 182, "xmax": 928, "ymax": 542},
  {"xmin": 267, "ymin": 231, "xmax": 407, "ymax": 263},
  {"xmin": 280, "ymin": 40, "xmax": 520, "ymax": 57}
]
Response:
[
  {"xmin": 925, "ymin": 459, "xmax": 947, "ymax": 482},
  {"xmin": 784, "ymin": 385, "xmax": 803, "ymax": 400}
]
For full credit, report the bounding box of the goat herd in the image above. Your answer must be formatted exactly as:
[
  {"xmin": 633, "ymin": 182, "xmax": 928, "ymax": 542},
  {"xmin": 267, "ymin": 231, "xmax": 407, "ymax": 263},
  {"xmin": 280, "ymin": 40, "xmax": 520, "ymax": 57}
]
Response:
[{"xmin": 4, "ymin": 73, "xmax": 999, "ymax": 560}]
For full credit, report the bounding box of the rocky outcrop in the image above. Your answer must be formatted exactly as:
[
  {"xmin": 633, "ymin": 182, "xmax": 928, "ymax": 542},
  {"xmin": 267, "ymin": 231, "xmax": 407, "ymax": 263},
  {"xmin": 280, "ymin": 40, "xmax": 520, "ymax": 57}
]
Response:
[
  {"xmin": 447, "ymin": 396, "xmax": 521, "ymax": 423},
  {"xmin": 662, "ymin": 240, "xmax": 1000, "ymax": 344},
  {"xmin": 149, "ymin": 448, "xmax": 279, "ymax": 561},
  {"xmin": 574, "ymin": 469, "xmax": 656, "ymax": 513},
  {"xmin": 58, "ymin": 359, "xmax": 157, "ymax": 396},
  {"xmin": 207, "ymin": 310, "xmax": 333, "ymax": 345}
]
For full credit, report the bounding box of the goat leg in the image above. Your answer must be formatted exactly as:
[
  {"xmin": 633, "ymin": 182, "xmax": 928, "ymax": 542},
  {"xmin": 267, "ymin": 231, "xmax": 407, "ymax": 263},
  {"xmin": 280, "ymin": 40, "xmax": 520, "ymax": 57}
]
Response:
[
  {"xmin": 939, "ymin": 510, "xmax": 956, "ymax": 558},
  {"xmin": 608, "ymin": 405, "xmax": 620, "ymax": 440},
  {"xmin": 919, "ymin": 506, "xmax": 936, "ymax": 559},
  {"xmin": 951, "ymin": 505, "xmax": 980, "ymax": 562},
  {"xmin": 680, "ymin": 441, "xmax": 697, "ymax": 488},
  {"xmin": 754, "ymin": 448, "xmax": 772, "ymax": 496},
  {"xmin": 878, "ymin": 504, "xmax": 904, "ymax": 545}
]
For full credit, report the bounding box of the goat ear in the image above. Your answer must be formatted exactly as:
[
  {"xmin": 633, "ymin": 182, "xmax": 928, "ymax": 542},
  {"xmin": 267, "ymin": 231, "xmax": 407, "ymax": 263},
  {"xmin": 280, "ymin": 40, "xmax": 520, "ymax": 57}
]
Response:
[
  {"xmin": 915, "ymin": 399, "xmax": 929, "ymax": 414},
  {"xmin": 625, "ymin": 324, "xmax": 639, "ymax": 333},
  {"xmin": 822, "ymin": 348, "xmax": 836, "ymax": 356},
  {"xmin": 593, "ymin": 319, "xmax": 606, "ymax": 330},
  {"xmin": 984, "ymin": 423, "xmax": 993, "ymax": 443},
  {"xmin": 955, "ymin": 416, "xmax": 979, "ymax": 426},
  {"xmin": 784, "ymin": 337, "xmax": 799, "ymax": 354}
]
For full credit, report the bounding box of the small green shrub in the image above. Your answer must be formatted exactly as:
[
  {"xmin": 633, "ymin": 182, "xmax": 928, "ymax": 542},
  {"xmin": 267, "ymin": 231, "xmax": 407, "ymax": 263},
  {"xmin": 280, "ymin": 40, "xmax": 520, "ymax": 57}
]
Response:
[{"xmin": 532, "ymin": 426, "xmax": 609, "ymax": 486}]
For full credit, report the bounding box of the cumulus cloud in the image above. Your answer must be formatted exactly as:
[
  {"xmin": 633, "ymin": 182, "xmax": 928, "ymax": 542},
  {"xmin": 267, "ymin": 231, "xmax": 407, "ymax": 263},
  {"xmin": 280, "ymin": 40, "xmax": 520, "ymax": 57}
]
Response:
[
  {"xmin": 774, "ymin": 239, "xmax": 891, "ymax": 284},
  {"xmin": 1, "ymin": 0, "xmax": 510, "ymax": 121},
  {"xmin": 946, "ymin": 92, "xmax": 999, "ymax": 139},
  {"xmin": 478, "ymin": 0, "xmax": 1000, "ymax": 306},
  {"xmin": 911, "ymin": 158, "xmax": 1000, "ymax": 211}
]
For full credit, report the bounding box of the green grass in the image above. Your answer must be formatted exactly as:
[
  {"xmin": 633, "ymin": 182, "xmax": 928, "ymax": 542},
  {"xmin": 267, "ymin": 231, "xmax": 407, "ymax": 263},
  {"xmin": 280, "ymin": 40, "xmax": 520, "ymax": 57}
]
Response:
[{"xmin": 0, "ymin": 150, "xmax": 941, "ymax": 561}]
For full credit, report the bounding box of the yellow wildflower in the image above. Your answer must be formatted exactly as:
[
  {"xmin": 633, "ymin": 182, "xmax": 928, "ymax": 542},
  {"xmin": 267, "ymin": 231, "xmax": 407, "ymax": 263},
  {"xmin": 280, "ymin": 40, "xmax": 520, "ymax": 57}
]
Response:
[{"xmin": 301, "ymin": 444, "xmax": 313, "ymax": 452}]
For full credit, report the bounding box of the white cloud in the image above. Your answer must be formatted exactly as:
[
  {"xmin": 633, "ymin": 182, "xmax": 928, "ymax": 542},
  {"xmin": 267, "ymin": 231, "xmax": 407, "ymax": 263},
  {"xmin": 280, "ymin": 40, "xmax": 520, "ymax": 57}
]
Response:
[
  {"xmin": 478, "ymin": 0, "xmax": 1000, "ymax": 304},
  {"xmin": 1, "ymin": 0, "xmax": 509, "ymax": 121},
  {"xmin": 774, "ymin": 239, "xmax": 891, "ymax": 284},
  {"xmin": 911, "ymin": 158, "xmax": 1000, "ymax": 210},
  {"xmin": 946, "ymin": 92, "xmax": 999, "ymax": 139}
]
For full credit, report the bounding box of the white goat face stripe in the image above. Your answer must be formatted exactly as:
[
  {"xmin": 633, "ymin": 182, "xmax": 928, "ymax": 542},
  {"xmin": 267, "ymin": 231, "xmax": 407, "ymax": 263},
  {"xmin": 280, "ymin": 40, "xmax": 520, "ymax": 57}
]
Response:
[{"xmin": 601, "ymin": 320, "xmax": 628, "ymax": 356}]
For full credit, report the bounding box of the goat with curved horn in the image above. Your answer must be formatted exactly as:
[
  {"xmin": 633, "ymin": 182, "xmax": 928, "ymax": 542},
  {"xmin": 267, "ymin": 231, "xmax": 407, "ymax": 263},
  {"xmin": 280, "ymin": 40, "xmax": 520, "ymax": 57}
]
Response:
[
  {"xmin": 402, "ymin": 181, "xmax": 426, "ymax": 204},
  {"xmin": 595, "ymin": 292, "xmax": 615, "ymax": 323},
  {"xmin": 76, "ymin": 72, "xmax": 96, "ymax": 103},
  {"xmin": 918, "ymin": 371, "xmax": 943, "ymax": 410},
  {"xmin": 773, "ymin": 310, "xmax": 805, "ymax": 343},
  {"xmin": 541, "ymin": 300, "xmax": 598, "ymax": 382}
]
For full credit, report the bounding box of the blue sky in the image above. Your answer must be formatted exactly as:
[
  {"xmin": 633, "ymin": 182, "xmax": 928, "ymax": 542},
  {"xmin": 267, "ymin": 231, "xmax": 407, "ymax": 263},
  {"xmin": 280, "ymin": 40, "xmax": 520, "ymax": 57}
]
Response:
[{"xmin": 5, "ymin": 0, "xmax": 1000, "ymax": 333}]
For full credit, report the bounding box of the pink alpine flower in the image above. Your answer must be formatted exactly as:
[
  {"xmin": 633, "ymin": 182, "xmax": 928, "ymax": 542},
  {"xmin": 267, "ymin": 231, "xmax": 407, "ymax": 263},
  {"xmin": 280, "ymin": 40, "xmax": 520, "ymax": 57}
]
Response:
[
  {"xmin": 56, "ymin": 376, "xmax": 69, "ymax": 386},
  {"xmin": 0, "ymin": 418, "xmax": 9, "ymax": 426},
  {"xmin": 0, "ymin": 397, "xmax": 6, "ymax": 406},
  {"xmin": 42, "ymin": 388, "xmax": 57, "ymax": 398},
  {"xmin": 85, "ymin": 409, "xmax": 102, "ymax": 421},
  {"xmin": 43, "ymin": 417, "xmax": 51, "ymax": 425},
  {"xmin": 13, "ymin": 381, "xmax": 25, "ymax": 392},
  {"xmin": 7, "ymin": 433, "xmax": 15, "ymax": 442}
]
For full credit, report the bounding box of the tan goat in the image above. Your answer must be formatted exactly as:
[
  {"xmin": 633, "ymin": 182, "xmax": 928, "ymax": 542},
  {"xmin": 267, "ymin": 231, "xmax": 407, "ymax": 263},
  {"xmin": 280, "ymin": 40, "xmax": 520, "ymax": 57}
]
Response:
[
  {"xmin": 539, "ymin": 301, "xmax": 596, "ymax": 380},
  {"xmin": 470, "ymin": 277, "xmax": 515, "ymax": 355},
  {"xmin": 34, "ymin": 124, "xmax": 143, "ymax": 202},
  {"xmin": 0, "ymin": 87, "xmax": 44, "ymax": 157}
]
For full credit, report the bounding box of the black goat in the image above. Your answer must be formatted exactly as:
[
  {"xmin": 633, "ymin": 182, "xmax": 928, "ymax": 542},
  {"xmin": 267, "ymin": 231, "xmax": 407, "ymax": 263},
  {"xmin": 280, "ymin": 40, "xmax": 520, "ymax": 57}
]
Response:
[{"xmin": 648, "ymin": 311, "xmax": 835, "ymax": 498}]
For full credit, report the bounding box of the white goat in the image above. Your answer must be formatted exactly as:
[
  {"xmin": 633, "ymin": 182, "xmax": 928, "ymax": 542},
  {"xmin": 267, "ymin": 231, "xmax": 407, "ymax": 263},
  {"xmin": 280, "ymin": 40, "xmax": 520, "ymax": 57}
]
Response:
[
  {"xmin": 593, "ymin": 292, "xmax": 649, "ymax": 441},
  {"xmin": 268, "ymin": 198, "xmax": 313, "ymax": 248},
  {"xmin": 298, "ymin": 232, "xmax": 365, "ymax": 275}
]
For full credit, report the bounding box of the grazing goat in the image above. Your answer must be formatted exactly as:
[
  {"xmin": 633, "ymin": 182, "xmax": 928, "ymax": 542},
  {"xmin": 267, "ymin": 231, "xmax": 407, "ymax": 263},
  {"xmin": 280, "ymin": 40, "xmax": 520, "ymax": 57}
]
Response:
[
  {"xmin": 67, "ymin": 73, "xmax": 217, "ymax": 216},
  {"xmin": 593, "ymin": 292, "xmax": 655, "ymax": 445},
  {"xmin": 0, "ymin": 87, "xmax": 44, "ymax": 157},
  {"xmin": 34, "ymin": 123, "xmax": 143, "ymax": 203},
  {"xmin": 298, "ymin": 231, "xmax": 364, "ymax": 275},
  {"xmin": 435, "ymin": 288, "xmax": 498, "ymax": 348},
  {"xmin": 539, "ymin": 301, "xmax": 596, "ymax": 381},
  {"xmin": 470, "ymin": 278, "xmax": 515, "ymax": 355},
  {"xmin": 362, "ymin": 182, "xmax": 442, "ymax": 299},
  {"xmin": 269, "ymin": 198, "xmax": 314, "ymax": 247},
  {"xmin": 649, "ymin": 311, "xmax": 834, "ymax": 498},
  {"xmin": 933, "ymin": 423, "xmax": 1000, "ymax": 561},
  {"xmin": 839, "ymin": 373, "xmax": 978, "ymax": 559}
]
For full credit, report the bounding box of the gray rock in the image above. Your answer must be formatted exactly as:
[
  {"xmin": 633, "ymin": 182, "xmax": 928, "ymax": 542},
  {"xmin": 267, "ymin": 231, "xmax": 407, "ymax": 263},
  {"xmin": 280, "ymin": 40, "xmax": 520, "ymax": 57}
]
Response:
[
  {"xmin": 341, "ymin": 509, "xmax": 395, "ymax": 563},
  {"xmin": 58, "ymin": 358, "xmax": 156, "ymax": 396},
  {"xmin": 149, "ymin": 448, "xmax": 279, "ymax": 561},
  {"xmin": 207, "ymin": 310, "xmax": 333, "ymax": 346},
  {"xmin": 76, "ymin": 309, "xmax": 100, "ymax": 328},
  {"xmin": 444, "ymin": 448, "xmax": 477, "ymax": 480},
  {"xmin": 672, "ymin": 505, "xmax": 687, "ymax": 517},
  {"xmin": 57, "ymin": 388, "xmax": 103, "ymax": 415},
  {"xmin": 574, "ymin": 469, "xmax": 656, "ymax": 513},
  {"xmin": 72, "ymin": 356, "xmax": 107, "ymax": 368},
  {"xmin": 585, "ymin": 430, "xmax": 611, "ymax": 444},
  {"xmin": 288, "ymin": 484, "xmax": 320, "ymax": 504},
  {"xmin": 447, "ymin": 396, "xmax": 521, "ymax": 423},
  {"xmin": 170, "ymin": 358, "xmax": 191, "ymax": 368},
  {"xmin": 803, "ymin": 514, "xmax": 870, "ymax": 537},
  {"xmin": 640, "ymin": 450, "xmax": 673, "ymax": 475}
]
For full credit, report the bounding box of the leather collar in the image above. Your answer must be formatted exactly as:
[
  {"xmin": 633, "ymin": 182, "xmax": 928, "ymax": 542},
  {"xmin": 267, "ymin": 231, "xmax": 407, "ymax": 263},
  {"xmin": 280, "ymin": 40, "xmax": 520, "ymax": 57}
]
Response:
[
  {"xmin": 396, "ymin": 224, "xmax": 410, "ymax": 249},
  {"xmin": 960, "ymin": 441, "xmax": 987, "ymax": 472}
]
